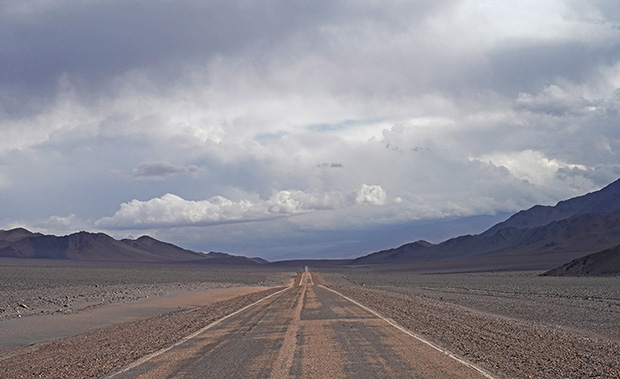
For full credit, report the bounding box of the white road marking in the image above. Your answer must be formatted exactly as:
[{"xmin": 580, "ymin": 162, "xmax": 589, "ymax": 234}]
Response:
[
  {"xmin": 104, "ymin": 284, "xmax": 293, "ymax": 378},
  {"xmin": 319, "ymin": 284, "xmax": 497, "ymax": 379},
  {"xmin": 105, "ymin": 273, "xmax": 495, "ymax": 379}
]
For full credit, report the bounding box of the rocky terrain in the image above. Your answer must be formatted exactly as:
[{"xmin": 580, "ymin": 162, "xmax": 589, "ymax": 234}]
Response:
[
  {"xmin": 0, "ymin": 287, "xmax": 286, "ymax": 378},
  {"xmin": 544, "ymin": 244, "xmax": 620, "ymax": 276},
  {"xmin": 318, "ymin": 272, "xmax": 620, "ymax": 378},
  {"xmin": 2, "ymin": 268, "xmax": 619, "ymax": 378},
  {"xmin": 0, "ymin": 265, "xmax": 289, "ymax": 321}
]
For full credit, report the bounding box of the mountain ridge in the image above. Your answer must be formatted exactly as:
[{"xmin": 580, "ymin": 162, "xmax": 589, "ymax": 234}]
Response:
[
  {"xmin": 543, "ymin": 244, "xmax": 620, "ymax": 276},
  {"xmin": 3, "ymin": 178, "xmax": 620, "ymax": 272},
  {"xmin": 481, "ymin": 178, "xmax": 620, "ymax": 237},
  {"xmin": 0, "ymin": 229, "xmax": 266, "ymax": 265},
  {"xmin": 352, "ymin": 178, "xmax": 620, "ymax": 271}
]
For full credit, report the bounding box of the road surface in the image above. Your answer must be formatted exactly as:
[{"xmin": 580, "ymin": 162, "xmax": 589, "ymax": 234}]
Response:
[{"xmin": 108, "ymin": 272, "xmax": 492, "ymax": 378}]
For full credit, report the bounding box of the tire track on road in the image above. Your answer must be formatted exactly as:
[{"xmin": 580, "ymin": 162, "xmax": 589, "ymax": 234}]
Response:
[
  {"xmin": 105, "ymin": 284, "xmax": 294, "ymax": 379},
  {"xmin": 319, "ymin": 284, "xmax": 496, "ymax": 379},
  {"xmin": 270, "ymin": 284, "xmax": 306, "ymax": 378}
]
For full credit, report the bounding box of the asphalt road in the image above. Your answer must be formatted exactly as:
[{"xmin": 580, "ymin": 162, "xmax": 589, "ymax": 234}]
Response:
[{"xmin": 108, "ymin": 272, "xmax": 491, "ymax": 378}]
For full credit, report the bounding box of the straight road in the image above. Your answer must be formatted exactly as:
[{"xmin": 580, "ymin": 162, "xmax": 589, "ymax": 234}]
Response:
[{"xmin": 108, "ymin": 272, "xmax": 491, "ymax": 378}]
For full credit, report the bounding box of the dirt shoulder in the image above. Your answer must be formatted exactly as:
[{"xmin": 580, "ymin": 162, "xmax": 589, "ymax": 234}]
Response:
[
  {"xmin": 317, "ymin": 273, "xmax": 620, "ymax": 378},
  {"xmin": 0, "ymin": 285, "xmax": 270, "ymax": 352},
  {"xmin": 0, "ymin": 286, "xmax": 285, "ymax": 379},
  {"xmin": 0, "ymin": 265, "xmax": 290, "ymax": 321}
]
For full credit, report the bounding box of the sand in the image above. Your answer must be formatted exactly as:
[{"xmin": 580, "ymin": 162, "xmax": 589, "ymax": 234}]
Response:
[{"xmin": 0, "ymin": 285, "xmax": 269, "ymax": 352}]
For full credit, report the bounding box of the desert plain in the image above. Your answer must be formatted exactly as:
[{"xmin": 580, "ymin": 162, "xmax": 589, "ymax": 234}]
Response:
[{"xmin": 1, "ymin": 261, "xmax": 619, "ymax": 378}]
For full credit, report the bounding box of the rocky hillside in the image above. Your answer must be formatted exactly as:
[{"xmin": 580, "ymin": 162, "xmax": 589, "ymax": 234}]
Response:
[
  {"xmin": 353, "ymin": 178, "xmax": 620, "ymax": 271},
  {"xmin": 543, "ymin": 244, "xmax": 620, "ymax": 276},
  {"xmin": 481, "ymin": 178, "xmax": 620, "ymax": 236}
]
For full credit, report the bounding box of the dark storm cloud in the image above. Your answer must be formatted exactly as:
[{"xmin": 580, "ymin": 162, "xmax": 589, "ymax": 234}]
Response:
[
  {"xmin": 556, "ymin": 165, "xmax": 620, "ymax": 187},
  {"xmin": 133, "ymin": 162, "xmax": 198, "ymax": 178},
  {"xmin": 0, "ymin": 0, "xmax": 337, "ymax": 101},
  {"xmin": 318, "ymin": 163, "xmax": 343, "ymax": 168},
  {"xmin": 486, "ymin": 41, "xmax": 620, "ymax": 95},
  {"xmin": 2, "ymin": 0, "xmax": 620, "ymax": 259},
  {"xmin": 0, "ymin": 0, "xmax": 461, "ymax": 111}
]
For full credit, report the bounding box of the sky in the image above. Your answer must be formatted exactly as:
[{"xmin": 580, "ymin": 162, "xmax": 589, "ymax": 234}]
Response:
[{"xmin": 2, "ymin": 0, "xmax": 620, "ymax": 260}]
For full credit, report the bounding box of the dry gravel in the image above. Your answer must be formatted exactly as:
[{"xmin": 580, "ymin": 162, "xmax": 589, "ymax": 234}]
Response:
[
  {"xmin": 0, "ymin": 286, "xmax": 285, "ymax": 378},
  {"xmin": 318, "ymin": 273, "xmax": 620, "ymax": 379},
  {"xmin": 0, "ymin": 265, "xmax": 289, "ymax": 320},
  {"xmin": 3, "ymin": 267, "xmax": 618, "ymax": 378},
  {"xmin": 333, "ymin": 272, "xmax": 620, "ymax": 342}
]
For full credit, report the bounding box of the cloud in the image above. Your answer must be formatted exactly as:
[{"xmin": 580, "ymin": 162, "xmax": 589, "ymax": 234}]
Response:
[
  {"xmin": 133, "ymin": 162, "xmax": 199, "ymax": 179},
  {"xmin": 514, "ymin": 85, "xmax": 592, "ymax": 116},
  {"xmin": 2, "ymin": 214, "xmax": 85, "ymax": 237},
  {"xmin": 0, "ymin": 173, "xmax": 8, "ymax": 189},
  {"xmin": 267, "ymin": 190, "xmax": 347, "ymax": 214},
  {"xmin": 355, "ymin": 184, "xmax": 387, "ymax": 205},
  {"xmin": 34, "ymin": 214, "xmax": 87, "ymax": 235},
  {"xmin": 0, "ymin": 0, "xmax": 341, "ymax": 101},
  {"xmin": 317, "ymin": 162, "xmax": 344, "ymax": 168},
  {"xmin": 2, "ymin": 1, "xmax": 620, "ymax": 259},
  {"xmin": 96, "ymin": 193, "xmax": 265, "ymax": 229},
  {"xmin": 473, "ymin": 150, "xmax": 588, "ymax": 186},
  {"xmin": 97, "ymin": 185, "xmax": 390, "ymax": 229}
]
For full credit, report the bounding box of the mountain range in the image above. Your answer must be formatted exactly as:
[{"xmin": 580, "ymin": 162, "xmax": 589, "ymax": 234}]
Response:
[
  {"xmin": 351, "ymin": 178, "xmax": 620, "ymax": 274},
  {"xmin": 0, "ymin": 228, "xmax": 266, "ymax": 265},
  {"xmin": 2, "ymin": 178, "xmax": 620, "ymax": 274}
]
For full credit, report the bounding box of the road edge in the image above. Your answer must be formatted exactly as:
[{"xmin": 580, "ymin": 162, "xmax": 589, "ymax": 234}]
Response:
[
  {"xmin": 104, "ymin": 284, "xmax": 294, "ymax": 378},
  {"xmin": 319, "ymin": 284, "xmax": 497, "ymax": 379}
]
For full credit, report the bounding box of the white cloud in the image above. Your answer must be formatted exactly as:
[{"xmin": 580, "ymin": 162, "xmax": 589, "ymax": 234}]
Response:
[
  {"xmin": 96, "ymin": 185, "xmax": 389, "ymax": 229},
  {"xmin": 2, "ymin": 214, "xmax": 85, "ymax": 236},
  {"xmin": 267, "ymin": 190, "xmax": 347, "ymax": 214},
  {"xmin": 355, "ymin": 184, "xmax": 387, "ymax": 205},
  {"xmin": 474, "ymin": 150, "xmax": 588, "ymax": 186},
  {"xmin": 0, "ymin": 79, "xmax": 97, "ymax": 153},
  {"xmin": 96, "ymin": 194, "xmax": 266, "ymax": 229}
]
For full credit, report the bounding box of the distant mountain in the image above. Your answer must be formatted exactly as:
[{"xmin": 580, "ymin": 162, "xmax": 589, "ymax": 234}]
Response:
[
  {"xmin": 206, "ymin": 251, "xmax": 269, "ymax": 265},
  {"xmin": 543, "ymin": 244, "xmax": 620, "ymax": 276},
  {"xmin": 481, "ymin": 178, "xmax": 620, "ymax": 237},
  {"xmin": 352, "ymin": 178, "xmax": 620, "ymax": 270},
  {"xmin": 269, "ymin": 259, "xmax": 354, "ymax": 268},
  {"xmin": 350, "ymin": 240, "xmax": 433, "ymax": 265},
  {"xmin": 207, "ymin": 251, "xmax": 235, "ymax": 258},
  {"xmin": 0, "ymin": 229, "xmax": 266, "ymax": 265}
]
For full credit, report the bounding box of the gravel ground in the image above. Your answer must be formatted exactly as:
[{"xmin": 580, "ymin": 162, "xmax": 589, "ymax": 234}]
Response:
[
  {"xmin": 3, "ymin": 267, "xmax": 618, "ymax": 378},
  {"xmin": 330, "ymin": 271, "xmax": 620, "ymax": 341},
  {"xmin": 318, "ymin": 272, "xmax": 620, "ymax": 378},
  {"xmin": 0, "ymin": 286, "xmax": 286, "ymax": 378},
  {"xmin": 0, "ymin": 265, "xmax": 290, "ymax": 321}
]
